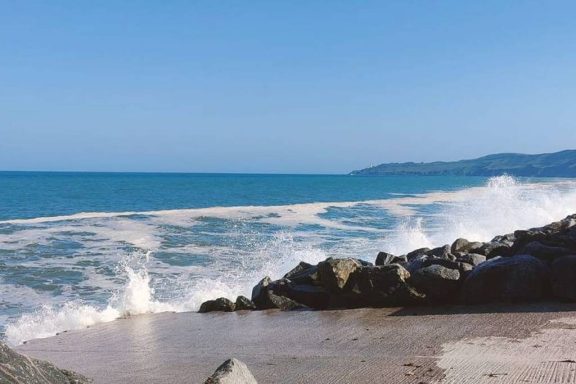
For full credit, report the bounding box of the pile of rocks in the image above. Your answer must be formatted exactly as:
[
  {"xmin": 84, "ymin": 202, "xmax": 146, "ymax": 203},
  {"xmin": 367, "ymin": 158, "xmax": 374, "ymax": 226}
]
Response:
[{"xmin": 199, "ymin": 214, "xmax": 576, "ymax": 312}]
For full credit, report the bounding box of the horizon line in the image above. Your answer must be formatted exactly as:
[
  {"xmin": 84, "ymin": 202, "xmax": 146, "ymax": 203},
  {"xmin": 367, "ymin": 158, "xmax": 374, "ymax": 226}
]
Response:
[{"xmin": 0, "ymin": 169, "xmax": 347, "ymax": 176}]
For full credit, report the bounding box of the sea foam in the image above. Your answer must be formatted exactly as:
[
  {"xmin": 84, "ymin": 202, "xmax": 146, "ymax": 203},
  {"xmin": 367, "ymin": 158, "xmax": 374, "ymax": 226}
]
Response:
[{"xmin": 385, "ymin": 175, "xmax": 576, "ymax": 254}]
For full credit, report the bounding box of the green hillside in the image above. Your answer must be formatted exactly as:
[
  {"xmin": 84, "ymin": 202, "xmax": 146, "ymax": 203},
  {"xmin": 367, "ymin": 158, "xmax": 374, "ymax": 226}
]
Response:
[{"xmin": 350, "ymin": 150, "xmax": 576, "ymax": 177}]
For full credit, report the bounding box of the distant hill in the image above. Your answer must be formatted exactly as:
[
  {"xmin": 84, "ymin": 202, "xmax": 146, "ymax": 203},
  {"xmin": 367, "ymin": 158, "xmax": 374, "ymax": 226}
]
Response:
[{"xmin": 350, "ymin": 150, "xmax": 576, "ymax": 177}]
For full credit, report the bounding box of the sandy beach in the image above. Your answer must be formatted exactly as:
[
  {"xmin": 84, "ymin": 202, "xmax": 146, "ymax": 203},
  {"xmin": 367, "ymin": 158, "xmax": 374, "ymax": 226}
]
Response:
[{"xmin": 15, "ymin": 303, "xmax": 576, "ymax": 384}]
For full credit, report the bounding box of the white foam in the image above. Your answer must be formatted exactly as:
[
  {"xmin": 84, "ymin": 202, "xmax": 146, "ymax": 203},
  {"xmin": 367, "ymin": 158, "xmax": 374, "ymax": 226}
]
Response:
[
  {"xmin": 5, "ymin": 251, "xmax": 176, "ymax": 346},
  {"xmin": 5, "ymin": 303, "xmax": 120, "ymax": 345},
  {"xmin": 384, "ymin": 176, "xmax": 576, "ymax": 254}
]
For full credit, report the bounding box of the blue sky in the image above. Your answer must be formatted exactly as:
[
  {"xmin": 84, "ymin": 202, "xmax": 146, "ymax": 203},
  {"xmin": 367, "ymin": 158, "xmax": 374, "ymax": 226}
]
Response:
[{"xmin": 1, "ymin": 1, "xmax": 575, "ymax": 173}]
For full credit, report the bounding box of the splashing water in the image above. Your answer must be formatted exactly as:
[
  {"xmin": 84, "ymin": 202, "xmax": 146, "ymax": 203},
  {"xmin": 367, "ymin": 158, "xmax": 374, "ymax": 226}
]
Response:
[
  {"xmin": 385, "ymin": 175, "xmax": 576, "ymax": 254},
  {"xmin": 5, "ymin": 235, "xmax": 327, "ymax": 345},
  {"xmin": 5, "ymin": 251, "xmax": 177, "ymax": 345}
]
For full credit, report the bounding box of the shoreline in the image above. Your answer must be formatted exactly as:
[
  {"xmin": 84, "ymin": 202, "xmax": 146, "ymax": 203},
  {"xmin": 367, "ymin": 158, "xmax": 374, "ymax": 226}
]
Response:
[
  {"xmin": 4, "ymin": 178, "xmax": 576, "ymax": 347},
  {"xmin": 16, "ymin": 303, "xmax": 576, "ymax": 383}
]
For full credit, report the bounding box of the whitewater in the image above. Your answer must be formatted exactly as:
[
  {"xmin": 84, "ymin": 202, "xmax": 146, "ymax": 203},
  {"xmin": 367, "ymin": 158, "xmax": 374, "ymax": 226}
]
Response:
[{"xmin": 1, "ymin": 175, "xmax": 576, "ymax": 346}]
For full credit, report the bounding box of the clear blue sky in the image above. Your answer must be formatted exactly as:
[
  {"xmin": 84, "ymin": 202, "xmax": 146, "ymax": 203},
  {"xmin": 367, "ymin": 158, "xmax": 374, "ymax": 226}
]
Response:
[{"xmin": 1, "ymin": 1, "xmax": 575, "ymax": 173}]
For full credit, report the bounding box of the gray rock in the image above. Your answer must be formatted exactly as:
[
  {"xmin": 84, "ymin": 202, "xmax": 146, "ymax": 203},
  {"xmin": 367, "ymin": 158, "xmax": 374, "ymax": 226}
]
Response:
[
  {"xmin": 551, "ymin": 255, "xmax": 576, "ymax": 301},
  {"xmin": 266, "ymin": 290, "xmax": 307, "ymax": 311},
  {"xmin": 519, "ymin": 241, "xmax": 572, "ymax": 261},
  {"xmin": 355, "ymin": 264, "xmax": 425, "ymax": 306},
  {"xmin": 375, "ymin": 252, "xmax": 407, "ymax": 266},
  {"xmin": 513, "ymin": 229, "xmax": 547, "ymax": 248},
  {"xmin": 418, "ymin": 257, "xmax": 474, "ymax": 277},
  {"xmin": 411, "ymin": 264, "xmax": 461, "ymax": 303},
  {"xmin": 426, "ymin": 245, "xmax": 454, "ymax": 260},
  {"xmin": 458, "ymin": 262, "xmax": 474, "ymax": 274},
  {"xmin": 358, "ymin": 259, "xmax": 374, "ymax": 267},
  {"xmin": 273, "ymin": 283, "xmax": 330, "ymax": 309},
  {"xmin": 0, "ymin": 342, "xmax": 90, "ymax": 384},
  {"xmin": 283, "ymin": 263, "xmax": 320, "ymax": 286},
  {"xmin": 406, "ymin": 254, "xmax": 460, "ymax": 274},
  {"xmin": 476, "ymin": 241, "xmax": 512, "ymax": 258},
  {"xmin": 199, "ymin": 297, "xmax": 236, "ymax": 313},
  {"xmin": 462, "ymin": 255, "xmax": 550, "ymax": 304},
  {"xmin": 375, "ymin": 251, "xmax": 394, "ymax": 265},
  {"xmin": 466, "ymin": 242, "xmax": 488, "ymax": 254},
  {"xmin": 491, "ymin": 233, "xmax": 516, "ymax": 247},
  {"xmin": 456, "ymin": 253, "xmax": 486, "ymax": 267},
  {"xmin": 451, "ymin": 238, "xmax": 470, "ymax": 254},
  {"xmin": 251, "ymin": 277, "xmax": 307, "ymax": 311},
  {"xmin": 406, "ymin": 247, "xmax": 431, "ymax": 261},
  {"xmin": 235, "ymin": 296, "xmax": 256, "ymax": 311},
  {"xmin": 205, "ymin": 358, "xmax": 257, "ymax": 384},
  {"xmin": 420, "ymin": 258, "xmax": 461, "ymax": 269},
  {"xmin": 318, "ymin": 258, "xmax": 362, "ymax": 292},
  {"xmin": 251, "ymin": 276, "xmax": 274, "ymax": 309},
  {"xmin": 283, "ymin": 262, "xmax": 313, "ymax": 279}
]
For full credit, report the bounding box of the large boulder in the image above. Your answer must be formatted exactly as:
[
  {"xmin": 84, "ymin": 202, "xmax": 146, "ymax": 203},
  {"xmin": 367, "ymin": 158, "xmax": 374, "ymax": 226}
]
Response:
[
  {"xmin": 406, "ymin": 254, "xmax": 462, "ymax": 275},
  {"xmin": 451, "ymin": 238, "xmax": 470, "ymax": 254},
  {"xmin": 0, "ymin": 342, "xmax": 90, "ymax": 383},
  {"xmin": 551, "ymin": 255, "xmax": 576, "ymax": 301},
  {"xmin": 266, "ymin": 292, "xmax": 306, "ymax": 311},
  {"xmin": 251, "ymin": 277, "xmax": 306, "ymax": 311},
  {"xmin": 205, "ymin": 358, "xmax": 257, "ymax": 384},
  {"xmin": 456, "ymin": 253, "xmax": 486, "ymax": 267},
  {"xmin": 475, "ymin": 241, "xmax": 513, "ymax": 258},
  {"xmin": 491, "ymin": 233, "xmax": 516, "ymax": 247},
  {"xmin": 462, "ymin": 255, "xmax": 550, "ymax": 304},
  {"xmin": 375, "ymin": 252, "xmax": 407, "ymax": 266},
  {"xmin": 426, "ymin": 245, "xmax": 454, "ymax": 260},
  {"xmin": 199, "ymin": 297, "xmax": 236, "ymax": 313},
  {"xmin": 318, "ymin": 258, "xmax": 362, "ymax": 292},
  {"xmin": 273, "ymin": 283, "xmax": 330, "ymax": 309},
  {"xmin": 251, "ymin": 276, "xmax": 274, "ymax": 309},
  {"xmin": 282, "ymin": 263, "xmax": 320, "ymax": 286},
  {"xmin": 235, "ymin": 296, "xmax": 256, "ymax": 311},
  {"xmin": 452, "ymin": 238, "xmax": 484, "ymax": 254},
  {"xmin": 283, "ymin": 262, "xmax": 313, "ymax": 279},
  {"xmin": 411, "ymin": 264, "xmax": 461, "ymax": 303},
  {"xmin": 354, "ymin": 264, "xmax": 425, "ymax": 306},
  {"xmin": 406, "ymin": 248, "xmax": 430, "ymax": 261},
  {"xmin": 518, "ymin": 241, "xmax": 572, "ymax": 262}
]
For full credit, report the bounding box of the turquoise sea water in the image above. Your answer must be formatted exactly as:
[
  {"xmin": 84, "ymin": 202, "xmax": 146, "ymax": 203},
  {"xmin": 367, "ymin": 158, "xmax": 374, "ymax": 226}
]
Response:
[
  {"xmin": 1, "ymin": 172, "xmax": 576, "ymax": 345},
  {"xmin": 0, "ymin": 172, "xmax": 488, "ymax": 220}
]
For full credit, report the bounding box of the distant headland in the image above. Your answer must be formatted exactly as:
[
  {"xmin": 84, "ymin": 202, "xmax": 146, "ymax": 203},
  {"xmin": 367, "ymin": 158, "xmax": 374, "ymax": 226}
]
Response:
[{"xmin": 350, "ymin": 149, "xmax": 576, "ymax": 177}]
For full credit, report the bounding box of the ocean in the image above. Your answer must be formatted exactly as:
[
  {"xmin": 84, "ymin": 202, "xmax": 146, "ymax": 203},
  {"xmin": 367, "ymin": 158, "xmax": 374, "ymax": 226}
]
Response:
[{"xmin": 1, "ymin": 172, "xmax": 575, "ymax": 346}]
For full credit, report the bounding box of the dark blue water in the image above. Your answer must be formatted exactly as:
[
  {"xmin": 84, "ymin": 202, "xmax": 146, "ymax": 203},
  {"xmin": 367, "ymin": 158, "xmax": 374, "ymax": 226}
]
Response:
[{"xmin": 0, "ymin": 172, "xmax": 487, "ymax": 221}]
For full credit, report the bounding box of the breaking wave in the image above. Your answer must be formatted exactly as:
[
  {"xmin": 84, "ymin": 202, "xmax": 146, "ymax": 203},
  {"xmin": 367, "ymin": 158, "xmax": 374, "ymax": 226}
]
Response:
[
  {"xmin": 385, "ymin": 175, "xmax": 576, "ymax": 254},
  {"xmin": 5, "ymin": 235, "xmax": 327, "ymax": 345}
]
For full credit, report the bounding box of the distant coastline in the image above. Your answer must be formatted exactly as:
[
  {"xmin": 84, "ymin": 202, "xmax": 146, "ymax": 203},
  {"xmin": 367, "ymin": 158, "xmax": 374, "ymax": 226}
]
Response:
[{"xmin": 351, "ymin": 149, "xmax": 576, "ymax": 177}]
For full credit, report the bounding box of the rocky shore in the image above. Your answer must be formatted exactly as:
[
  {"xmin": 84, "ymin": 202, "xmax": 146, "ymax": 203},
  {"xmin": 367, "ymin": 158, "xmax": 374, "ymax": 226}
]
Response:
[{"xmin": 200, "ymin": 214, "xmax": 576, "ymax": 313}]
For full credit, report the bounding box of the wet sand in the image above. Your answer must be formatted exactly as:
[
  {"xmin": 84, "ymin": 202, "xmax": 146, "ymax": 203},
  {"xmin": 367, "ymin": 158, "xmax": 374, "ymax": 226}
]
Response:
[{"xmin": 16, "ymin": 303, "xmax": 576, "ymax": 384}]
